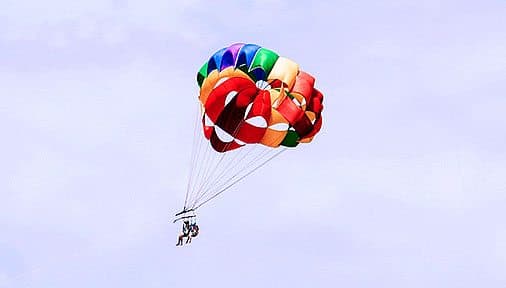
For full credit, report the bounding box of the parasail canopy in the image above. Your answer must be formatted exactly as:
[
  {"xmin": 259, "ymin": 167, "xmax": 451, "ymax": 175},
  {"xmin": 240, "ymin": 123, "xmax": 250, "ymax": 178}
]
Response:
[{"xmin": 179, "ymin": 43, "xmax": 324, "ymax": 215}]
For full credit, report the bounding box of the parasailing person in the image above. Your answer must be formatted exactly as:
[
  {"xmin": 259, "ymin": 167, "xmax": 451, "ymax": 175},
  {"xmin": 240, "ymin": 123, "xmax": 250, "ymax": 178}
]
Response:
[{"xmin": 174, "ymin": 43, "xmax": 325, "ymax": 244}]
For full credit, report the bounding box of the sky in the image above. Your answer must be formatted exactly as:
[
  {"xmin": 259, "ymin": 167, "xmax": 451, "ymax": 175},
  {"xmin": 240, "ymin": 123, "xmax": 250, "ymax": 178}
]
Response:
[{"xmin": 1, "ymin": 0, "xmax": 505, "ymax": 287}]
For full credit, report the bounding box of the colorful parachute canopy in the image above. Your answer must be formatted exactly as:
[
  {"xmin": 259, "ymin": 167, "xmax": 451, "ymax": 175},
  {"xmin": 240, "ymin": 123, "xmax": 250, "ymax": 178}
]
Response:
[
  {"xmin": 197, "ymin": 43, "xmax": 324, "ymax": 152},
  {"xmin": 178, "ymin": 43, "xmax": 324, "ymax": 213}
]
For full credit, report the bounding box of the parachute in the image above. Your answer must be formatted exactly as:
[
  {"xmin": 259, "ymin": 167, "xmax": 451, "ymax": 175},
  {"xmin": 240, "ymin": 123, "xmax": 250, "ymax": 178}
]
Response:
[{"xmin": 178, "ymin": 43, "xmax": 324, "ymax": 216}]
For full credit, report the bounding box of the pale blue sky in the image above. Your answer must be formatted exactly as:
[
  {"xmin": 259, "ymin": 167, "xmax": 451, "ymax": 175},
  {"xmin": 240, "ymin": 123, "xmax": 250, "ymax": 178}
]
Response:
[{"xmin": 1, "ymin": 1, "xmax": 505, "ymax": 287}]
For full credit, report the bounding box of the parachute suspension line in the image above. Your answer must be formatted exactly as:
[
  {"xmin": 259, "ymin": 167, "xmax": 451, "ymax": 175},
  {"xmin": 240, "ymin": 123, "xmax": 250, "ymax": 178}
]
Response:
[
  {"xmin": 187, "ymin": 107, "xmax": 217, "ymax": 210},
  {"xmin": 190, "ymin": 120, "xmax": 243, "ymax": 207},
  {"xmin": 184, "ymin": 104, "xmax": 203, "ymax": 209},
  {"xmin": 190, "ymin": 149, "xmax": 243, "ymax": 207},
  {"xmin": 192, "ymin": 144, "xmax": 266, "ymax": 205},
  {"xmin": 188, "ymin": 135, "xmax": 213, "ymax": 208},
  {"xmin": 190, "ymin": 101, "xmax": 246, "ymax": 206},
  {"xmin": 193, "ymin": 145, "xmax": 275, "ymax": 205},
  {"xmin": 191, "ymin": 120, "xmax": 217, "ymax": 196},
  {"xmin": 197, "ymin": 142, "xmax": 261, "ymax": 198},
  {"xmin": 192, "ymin": 128, "xmax": 244, "ymax": 203},
  {"xmin": 194, "ymin": 148, "xmax": 287, "ymax": 210},
  {"xmin": 186, "ymin": 82, "xmax": 291, "ymax": 210},
  {"xmin": 192, "ymin": 146, "xmax": 227, "ymax": 202},
  {"xmin": 186, "ymin": 136, "xmax": 218, "ymax": 208},
  {"xmin": 186, "ymin": 112, "xmax": 206, "ymax": 209},
  {"xmin": 193, "ymin": 80, "xmax": 282, "ymax": 206}
]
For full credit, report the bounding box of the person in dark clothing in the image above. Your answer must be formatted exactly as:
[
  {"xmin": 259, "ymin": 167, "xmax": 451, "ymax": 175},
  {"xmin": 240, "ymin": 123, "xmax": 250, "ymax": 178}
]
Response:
[
  {"xmin": 176, "ymin": 220, "xmax": 191, "ymax": 246},
  {"xmin": 185, "ymin": 221, "xmax": 199, "ymax": 244},
  {"xmin": 191, "ymin": 223, "xmax": 199, "ymax": 237}
]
